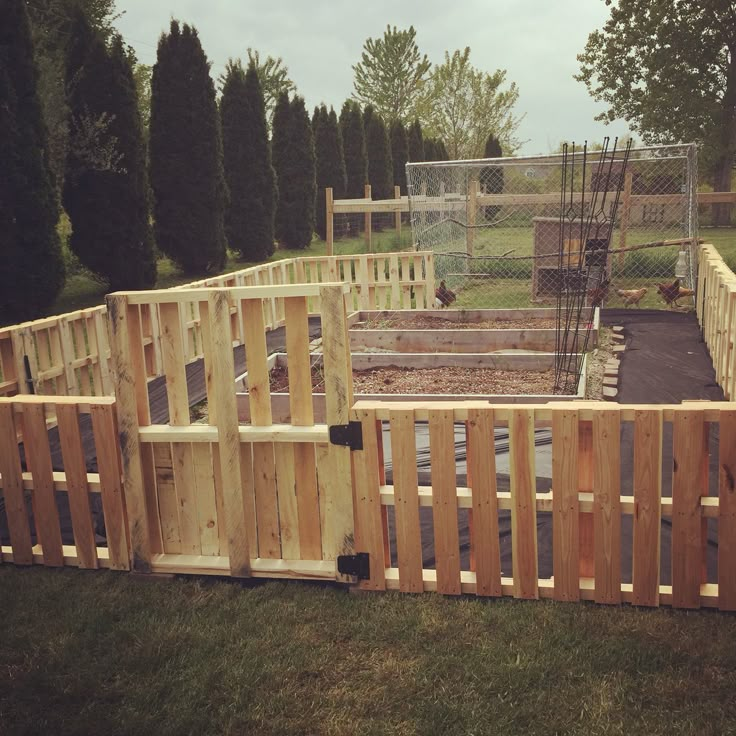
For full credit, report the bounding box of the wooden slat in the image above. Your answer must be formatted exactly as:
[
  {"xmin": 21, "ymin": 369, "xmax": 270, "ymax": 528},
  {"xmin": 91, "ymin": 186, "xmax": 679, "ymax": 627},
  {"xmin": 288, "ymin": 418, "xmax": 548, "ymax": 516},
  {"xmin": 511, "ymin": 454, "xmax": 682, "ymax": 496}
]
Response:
[
  {"xmin": 56, "ymin": 404, "xmax": 98, "ymax": 568},
  {"xmin": 428, "ymin": 408, "xmax": 461, "ymax": 595},
  {"xmin": 578, "ymin": 421, "xmax": 594, "ymax": 577},
  {"xmin": 159, "ymin": 302, "xmax": 189, "ymax": 423},
  {"xmin": 0, "ymin": 404, "xmax": 33, "ymax": 563},
  {"xmin": 242, "ymin": 297, "xmax": 280, "ymax": 559},
  {"xmin": 509, "ymin": 408, "xmax": 538, "ymax": 599},
  {"xmin": 389, "ymin": 409, "xmax": 423, "ymax": 593},
  {"xmin": 22, "ymin": 403, "xmax": 63, "ymax": 566},
  {"xmin": 89, "ymin": 403, "xmax": 129, "ymax": 569},
  {"xmin": 209, "ymin": 291, "xmax": 250, "ymax": 576},
  {"xmin": 552, "ymin": 408, "xmax": 579, "ymax": 601},
  {"xmin": 153, "ymin": 443, "xmax": 181, "ymax": 553},
  {"xmin": 274, "ymin": 444, "xmax": 300, "ymax": 558},
  {"xmin": 592, "ymin": 408, "xmax": 621, "ymax": 604},
  {"xmin": 191, "ymin": 442, "xmax": 219, "ymax": 556},
  {"xmin": 632, "ymin": 409, "xmax": 662, "ymax": 607},
  {"xmin": 719, "ymin": 410, "xmax": 736, "ymax": 610},
  {"xmin": 466, "ymin": 408, "xmax": 502, "ymax": 596}
]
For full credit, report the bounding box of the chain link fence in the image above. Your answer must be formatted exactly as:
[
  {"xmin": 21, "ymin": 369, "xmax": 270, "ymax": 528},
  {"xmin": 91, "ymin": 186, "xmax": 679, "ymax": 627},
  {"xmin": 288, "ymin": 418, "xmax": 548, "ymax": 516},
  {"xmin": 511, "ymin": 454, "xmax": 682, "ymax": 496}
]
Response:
[{"xmin": 407, "ymin": 144, "xmax": 699, "ymax": 310}]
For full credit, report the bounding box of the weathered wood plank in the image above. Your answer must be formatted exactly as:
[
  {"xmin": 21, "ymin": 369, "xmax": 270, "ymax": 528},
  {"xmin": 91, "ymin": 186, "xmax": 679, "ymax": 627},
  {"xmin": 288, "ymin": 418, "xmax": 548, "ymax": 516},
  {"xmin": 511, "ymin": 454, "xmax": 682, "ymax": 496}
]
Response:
[{"xmin": 719, "ymin": 410, "xmax": 736, "ymax": 610}]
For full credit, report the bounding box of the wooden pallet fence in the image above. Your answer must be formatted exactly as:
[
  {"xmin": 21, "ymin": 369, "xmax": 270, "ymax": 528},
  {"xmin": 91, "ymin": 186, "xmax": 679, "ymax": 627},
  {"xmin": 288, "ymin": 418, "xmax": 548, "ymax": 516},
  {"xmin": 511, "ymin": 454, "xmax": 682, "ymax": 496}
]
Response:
[
  {"xmin": 0, "ymin": 395, "xmax": 129, "ymax": 570},
  {"xmin": 350, "ymin": 399, "xmax": 735, "ymax": 610}
]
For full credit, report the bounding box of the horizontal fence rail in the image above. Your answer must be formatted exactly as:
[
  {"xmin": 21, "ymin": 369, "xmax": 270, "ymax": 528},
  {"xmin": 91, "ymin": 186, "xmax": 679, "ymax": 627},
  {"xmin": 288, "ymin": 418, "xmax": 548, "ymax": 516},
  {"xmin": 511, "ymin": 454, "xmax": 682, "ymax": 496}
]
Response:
[{"xmin": 350, "ymin": 399, "xmax": 736, "ymax": 611}]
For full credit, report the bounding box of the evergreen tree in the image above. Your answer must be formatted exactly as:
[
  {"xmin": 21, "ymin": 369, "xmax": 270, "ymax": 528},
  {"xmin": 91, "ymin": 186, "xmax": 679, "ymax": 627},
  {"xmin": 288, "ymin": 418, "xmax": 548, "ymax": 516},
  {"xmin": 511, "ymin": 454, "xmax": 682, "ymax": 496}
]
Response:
[
  {"xmin": 339, "ymin": 99, "xmax": 367, "ymax": 198},
  {"xmin": 273, "ymin": 93, "xmax": 316, "ymax": 248},
  {"xmin": 221, "ymin": 59, "xmax": 276, "ymax": 261},
  {"xmin": 390, "ymin": 119, "xmax": 408, "ymax": 193},
  {"xmin": 150, "ymin": 20, "xmax": 226, "ymax": 274},
  {"xmin": 436, "ymin": 138, "xmax": 450, "ymax": 161},
  {"xmin": 482, "ymin": 134, "xmax": 503, "ymax": 221},
  {"xmin": 365, "ymin": 106, "xmax": 393, "ymax": 200},
  {"xmin": 314, "ymin": 104, "xmax": 347, "ymax": 240},
  {"xmin": 0, "ymin": 0, "xmax": 64, "ymax": 324},
  {"xmin": 63, "ymin": 15, "xmax": 156, "ymax": 290},
  {"xmin": 408, "ymin": 118, "xmax": 424, "ymax": 162}
]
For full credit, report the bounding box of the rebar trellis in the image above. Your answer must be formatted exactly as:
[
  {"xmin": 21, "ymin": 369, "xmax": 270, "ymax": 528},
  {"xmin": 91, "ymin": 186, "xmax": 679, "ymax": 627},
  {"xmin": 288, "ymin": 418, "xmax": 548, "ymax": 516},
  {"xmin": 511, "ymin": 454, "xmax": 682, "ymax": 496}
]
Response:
[{"xmin": 553, "ymin": 138, "xmax": 632, "ymax": 394}]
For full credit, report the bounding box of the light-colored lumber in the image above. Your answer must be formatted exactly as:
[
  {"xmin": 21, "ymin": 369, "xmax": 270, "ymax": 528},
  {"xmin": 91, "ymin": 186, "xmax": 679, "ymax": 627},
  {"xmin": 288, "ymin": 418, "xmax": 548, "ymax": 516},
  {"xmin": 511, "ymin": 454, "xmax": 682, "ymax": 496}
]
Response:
[
  {"xmin": 719, "ymin": 409, "xmax": 736, "ymax": 610},
  {"xmin": 364, "ymin": 184, "xmax": 372, "ymax": 252},
  {"xmin": 273, "ymin": 443, "xmax": 300, "ymax": 559},
  {"xmin": 592, "ymin": 408, "xmax": 621, "ymax": 604},
  {"xmin": 466, "ymin": 407, "xmax": 502, "ymax": 596},
  {"xmin": 22, "ymin": 403, "xmax": 63, "ymax": 566},
  {"xmin": 578, "ymin": 420, "xmax": 595, "ymax": 577},
  {"xmin": 389, "ymin": 409, "xmax": 423, "ymax": 593},
  {"xmin": 632, "ymin": 409, "xmax": 662, "ymax": 606},
  {"xmin": 153, "ymin": 443, "xmax": 181, "ymax": 553},
  {"xmin": 509, "ymin": 407, "xmax": 538, "ymax": 599},
  {"xmin": 0, "ymin": 404, "xmax": 33, "ymax": 564},
  {"xmin": 138, "ymin": 424, "xmax": 330, "ymax": 444},
  {"xmin": 159, "ymin": 302, "xmax": 189, "ymax": 423},
  {"xmin": 552, "ymin": 408, "xmax": 579, "ymax": 601},
  {"xmin": 56, "ymin": 403, "xmax": 98, "ymax": 568},
  {"xmin": 326, "ymin": 186, "xmax": 334, "ymax": 256},
  {"xmin": 428, "ymin": 407, "xmax": 461, "ymax": 595}
]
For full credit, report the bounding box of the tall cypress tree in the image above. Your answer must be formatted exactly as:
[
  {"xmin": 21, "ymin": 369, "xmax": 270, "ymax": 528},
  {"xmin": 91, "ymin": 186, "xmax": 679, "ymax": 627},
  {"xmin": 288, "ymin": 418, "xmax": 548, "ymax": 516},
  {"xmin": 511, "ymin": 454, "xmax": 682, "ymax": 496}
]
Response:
[
  {"xmin": 424, "ymin": 137, "xmax": 437, "ymax": 162},
  {"xmin": 273, "ymin": 93, "xmax": 316, "ymax": 248},
  {"xmin": 0, "ymin": 0, "xmax": 64, "ymax": 324},
  {"xmin": 150, "ymin": 20, "xmax": 226, "ymax": 274},
  {"xmin": 390, "ymin": 119, "xmax": 408, "ymax": 193},
  {"xmin": 221, "ymin": 59, "xmax": 276, "ymax": 261},
  {"xmin": 64, "ymin": 16, "xmax": 156, "ymax": 290},
  {"xmin": 365, "ymin": 107, "xmax": 393, "ymax": 200},
  {"xmin": 408, "ymin": 118, "xmax": 424, "ymax": 162},
  {"xmin": 339, "ymin": 99, "xmax": 367, "ymax": 199},
  {"xmin": 314, "ymin": 104, "xmax": 347, "ymax": 240},
  {"xmin": 436, "ymin": 138, "xmax": 450, "ymax": 161}
]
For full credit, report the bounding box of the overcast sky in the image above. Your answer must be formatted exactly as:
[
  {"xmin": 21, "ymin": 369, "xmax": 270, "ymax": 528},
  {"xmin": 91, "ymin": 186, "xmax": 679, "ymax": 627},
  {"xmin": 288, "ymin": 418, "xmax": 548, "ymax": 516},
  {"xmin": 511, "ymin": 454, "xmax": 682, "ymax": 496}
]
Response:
[{"xmin": 115, "ymin": 0, "xmax": 631, "ymax": 155}]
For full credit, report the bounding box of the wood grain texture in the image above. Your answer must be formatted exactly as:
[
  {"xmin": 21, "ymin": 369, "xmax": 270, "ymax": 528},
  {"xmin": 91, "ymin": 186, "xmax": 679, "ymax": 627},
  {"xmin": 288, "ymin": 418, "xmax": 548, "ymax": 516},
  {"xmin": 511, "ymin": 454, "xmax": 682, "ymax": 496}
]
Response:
[
  {"xmin": 578, "ymin": 421, "xmax": 595, "ymax": 578},
  {"xmin": 719, "ymin": 410, "xmax": 736, "ymax": 610}
]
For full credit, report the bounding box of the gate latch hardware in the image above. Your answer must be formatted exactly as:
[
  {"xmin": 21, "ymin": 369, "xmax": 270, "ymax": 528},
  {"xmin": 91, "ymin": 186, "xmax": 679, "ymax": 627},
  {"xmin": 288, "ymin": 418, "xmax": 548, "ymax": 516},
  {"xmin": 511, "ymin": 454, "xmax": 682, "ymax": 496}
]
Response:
[
  {"xmin": 337, "ymin": 552, "xmax": 370, "ymax": 580},
  {"xmin": 328, "ymin": 421, "xmax": 363, "ymax": 450}
]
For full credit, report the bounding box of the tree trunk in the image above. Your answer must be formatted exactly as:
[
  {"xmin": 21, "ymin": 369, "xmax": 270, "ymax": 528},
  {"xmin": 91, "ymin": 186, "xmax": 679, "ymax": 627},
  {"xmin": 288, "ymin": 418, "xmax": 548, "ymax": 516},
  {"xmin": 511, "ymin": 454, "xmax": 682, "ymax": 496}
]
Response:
[{"xmin": 712, "ymin": 48, "xmax": 736, "ymax": 226}]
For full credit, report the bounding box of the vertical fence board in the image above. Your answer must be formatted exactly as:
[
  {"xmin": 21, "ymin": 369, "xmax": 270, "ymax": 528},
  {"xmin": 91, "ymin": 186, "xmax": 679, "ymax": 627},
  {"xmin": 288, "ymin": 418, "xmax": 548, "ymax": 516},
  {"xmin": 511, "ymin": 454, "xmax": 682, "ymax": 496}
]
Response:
[
  {"xmin": 466, "ymin": 408, "xmax": 502, "ymax": 596},
  {"xmin": 56, "ymin": 403, "xmax": 98, "ymax": 568},
  {"xmin": 632, "ymin": 409, "xmax": 662, "ymax": 607},
  {"xmin": 510, "ymin": 408, "xmax": 538, "ymax": 599},
  {"xmin": 592, "ymin": 408, "xmax": 621, "ymax": 604},
  {"xmin": 428, "ymin": 408, "xmax": 461, "ymax": 595},
  {"xmin": 578, "ymin": 421, "xmax": 595, "ymax": 577},
  {"xmin": 389, "ymin": 409, "xmax": 423, "ymax": 593},
  {"xmin": 22, "ymin": 403, "xmax": 64, "ymax": 566},
  {"xmin": 719, "ymin": 409, "xmax": 736, "ymax": 610},
  {"xmin": 0, "ymin": 405, "xmax": 33, "ymax": 563},
  {"xmin": 552, "ymin": 409, "xmax": 579, "ymax": 601}
]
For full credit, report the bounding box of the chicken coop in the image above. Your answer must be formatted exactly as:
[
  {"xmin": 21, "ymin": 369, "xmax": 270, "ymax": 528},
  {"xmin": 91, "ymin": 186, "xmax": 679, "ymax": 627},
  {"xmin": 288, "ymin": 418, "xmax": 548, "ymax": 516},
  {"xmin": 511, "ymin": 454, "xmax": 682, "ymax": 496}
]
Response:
[{"xmin": 406, "ymin": 143, "xmax": 699, "ymax": 311}]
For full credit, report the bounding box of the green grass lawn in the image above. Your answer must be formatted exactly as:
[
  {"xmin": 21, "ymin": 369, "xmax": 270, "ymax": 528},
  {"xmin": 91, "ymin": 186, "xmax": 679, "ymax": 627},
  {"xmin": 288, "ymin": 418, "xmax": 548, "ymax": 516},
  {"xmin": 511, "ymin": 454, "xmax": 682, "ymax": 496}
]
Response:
[{"xmin": 1, "ymin": 567, "xmax": 736, "ymax": 736}]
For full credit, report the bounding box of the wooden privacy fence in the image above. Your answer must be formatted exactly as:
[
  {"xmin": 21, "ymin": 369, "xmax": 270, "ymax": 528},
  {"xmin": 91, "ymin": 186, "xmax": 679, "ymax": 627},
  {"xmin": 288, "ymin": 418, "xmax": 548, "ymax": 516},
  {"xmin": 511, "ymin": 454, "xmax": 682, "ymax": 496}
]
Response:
[
  {"xmin": 105, "ymin": 282, "xmax": 356, "ymax": 581},
  {"xmin": 0, "ymin": 395, "xmax": 128, "ymax": 570},
  {"xmin": 0, "ymin": 251, "xmax": 432, "ymax": 400},
  {"xmin": 351, "ymin": 400, "xmax": 736, "ymax": 610}
]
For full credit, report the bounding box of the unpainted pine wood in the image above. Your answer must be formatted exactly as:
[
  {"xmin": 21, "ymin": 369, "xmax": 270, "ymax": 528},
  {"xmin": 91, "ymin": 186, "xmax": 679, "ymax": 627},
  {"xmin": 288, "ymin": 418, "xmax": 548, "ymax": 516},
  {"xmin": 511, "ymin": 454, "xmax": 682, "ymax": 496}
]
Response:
[
  {"xmin": 351, "ymin": 407, "xmax": 386, "ymax": 590},
  {"xmin": 719, "ymin": 410, "xmax": 736, "ymax": 610},
  {"xmin": 209, "ymin": 291, "xmax": 250, "ymax": 576},
  {"xmin": 0, "ymin": 404, "xmax": 33, "ymax": 563},
  {"xmin": 375, "ymin": 418, "xmax": 391, "ymax": 566},
  {"xmin": 171, "ymin": 443, "xmax": 202, "ymax": 554},
  {"xmin": 389, "ymin": 254, "xmax": 401, "ymax": 309},
  {"xmin": 239, "ymin": 442, "xmax": 258, "ymax": 558},
  {"xmin": 56, "ymin": 403, "xmax": 98, "ymax": 568},
  {"xmin": 191, "ymin": 442, "xmax": 219, "ymax": 556},
  {"xmin": 428, "ymin": 408, "xmax": 462, "ymax": 595},
  {"xmin": 578, "ymin": 421, "xmax": 595, "ymax": 577},
  {"xmin": 284, "ymin": 296, "xmax": 321, "ymax": 558},
  {"xmin": 466, "ymin": 407, "xmax": 502, "ymax": 596},
  {"xmin": 89, "ymin": 403, "xmax": 129, "ymax": 569},
  {"xmin": 672, "ymin": 409, "xmax": 707, "ymax": 608},
  {"xmin": 592, "ymin": 408, "xmax": 621, "ymax": 604},
  {"xmin": 273, "ymin": 443, "xmax": 300, "ymax": 558},
  {"xmin": 58, "ymin": 320, "xmax": 78, "ymax": 396},
  {"xmin": 153, "ymin": 443, "xmax": 181, "ymax": 553},
  {"xmin": 465, "ymin": 420, "xmax": 475, "ymax": 574},
  {"xmin": 364, "ymin": 184, "xmax": 373, "ymax": 252},
  {"xmin": 22, "ymin": 403, "xmax": 64, "ymax": 566},
  {"xmin": 241, "ymin": 297, "xmax": 281, "ymax": 558},
  {"xmin": 35, "ymin": 329, "xmax": 52, "ymax": 393},
  {"xmin": 509, "ymin": 407, "xmax": 538, "ymax": 599},
  {"xmin": 632, "ymin": 409, "xmax": 663, "ymax": 607},
  {"xmin": 73, "ymin": 320, "xmax": 93, "ymax": 396},
  {"xmin": 319, "ymin": 285, "xmax": 356, "ymax": 575}
]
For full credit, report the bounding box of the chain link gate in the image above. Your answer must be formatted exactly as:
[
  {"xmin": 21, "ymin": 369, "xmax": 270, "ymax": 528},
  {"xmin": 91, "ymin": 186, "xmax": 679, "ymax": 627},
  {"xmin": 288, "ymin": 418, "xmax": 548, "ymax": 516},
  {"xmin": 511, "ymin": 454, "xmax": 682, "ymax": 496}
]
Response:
[{"xmin": 407, "ymin": 144, "xmax": 699, "ymax": 311}]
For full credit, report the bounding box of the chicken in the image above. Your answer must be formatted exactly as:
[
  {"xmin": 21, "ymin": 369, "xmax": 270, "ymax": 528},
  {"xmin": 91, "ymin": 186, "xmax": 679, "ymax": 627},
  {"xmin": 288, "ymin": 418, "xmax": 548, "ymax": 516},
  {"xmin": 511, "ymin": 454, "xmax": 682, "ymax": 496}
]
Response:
[
  {"xmin": 656, "ymin": 278, "xmax": 681, "ymax": 307},
  {"xmin": 587, "ymin": 278, "xmax": 610, "ymax": 308},
  {"xmin": 616, "ymin": 287, "xmax": 647, "ymax": 308},
  {"xmin": 435, "ymin": 280, "xmax": 457, "ymax": 307}
]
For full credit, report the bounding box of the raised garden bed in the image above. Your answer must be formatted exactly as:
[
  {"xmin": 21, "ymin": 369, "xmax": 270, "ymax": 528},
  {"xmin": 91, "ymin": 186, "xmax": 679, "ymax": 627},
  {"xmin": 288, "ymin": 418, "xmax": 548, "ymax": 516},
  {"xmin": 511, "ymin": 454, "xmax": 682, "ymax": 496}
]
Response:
[
  {"xmin": 235, "ymin": 352, "xmax": 586, "ymax": 424},
  {"xmin": 345, "ymin": 308, "xmax": 599, "ymax": 354}
]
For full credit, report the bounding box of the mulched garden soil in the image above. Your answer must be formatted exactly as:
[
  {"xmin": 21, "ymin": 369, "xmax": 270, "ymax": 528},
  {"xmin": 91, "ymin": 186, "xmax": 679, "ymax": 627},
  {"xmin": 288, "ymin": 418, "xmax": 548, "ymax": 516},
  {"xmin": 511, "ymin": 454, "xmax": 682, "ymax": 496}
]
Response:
[
  {"xmin": 269, "ymin": 363, "xmax": 565, "ymax": 395},
  {"xmin": 355, "ymin": 316, "xmax": 558, "ymax": 330}
]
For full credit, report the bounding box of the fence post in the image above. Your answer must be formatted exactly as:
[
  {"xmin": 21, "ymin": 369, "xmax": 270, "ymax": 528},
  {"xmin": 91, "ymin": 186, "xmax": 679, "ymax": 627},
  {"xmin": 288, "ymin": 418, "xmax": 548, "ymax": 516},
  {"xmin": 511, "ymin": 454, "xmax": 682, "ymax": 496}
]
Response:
[
  {"xmin": 364, "ymin": 183, "xmax": 373, "ymax": 253},
  {"xmin": 394, "ymin": 185, "xmax": 402, "ymax": 243},
  {"xmin": 326, "ymin": 186, "xmax": 334, "ymax": 257},
  {"xmin": 618, "ymin": 171, "xmax": 633, "ymax": 268}
]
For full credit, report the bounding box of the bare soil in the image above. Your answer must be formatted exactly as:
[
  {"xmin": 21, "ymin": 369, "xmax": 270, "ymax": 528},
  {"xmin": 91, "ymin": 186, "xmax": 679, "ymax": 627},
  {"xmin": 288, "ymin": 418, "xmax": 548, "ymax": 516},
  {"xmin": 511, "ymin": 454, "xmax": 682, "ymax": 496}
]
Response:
[
  {"xmin": 355, "ymin": 315, "xmax": 558, "ymax": 330},
  {"xmin": 269, "ymin": 364, "xmax": 568, "ymax": 395}
]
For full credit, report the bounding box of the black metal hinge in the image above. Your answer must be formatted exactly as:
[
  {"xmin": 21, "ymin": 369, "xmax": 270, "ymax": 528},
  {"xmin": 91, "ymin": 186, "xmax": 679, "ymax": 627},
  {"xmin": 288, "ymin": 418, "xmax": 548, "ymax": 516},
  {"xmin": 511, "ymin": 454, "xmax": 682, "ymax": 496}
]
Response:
[
  {"xmin": 337, "ymin": 552, "xmax": 370, "ymax": 580},
  {"xmin": 329, "ymin": 421, "xmax": 363, "ymax": 450}
]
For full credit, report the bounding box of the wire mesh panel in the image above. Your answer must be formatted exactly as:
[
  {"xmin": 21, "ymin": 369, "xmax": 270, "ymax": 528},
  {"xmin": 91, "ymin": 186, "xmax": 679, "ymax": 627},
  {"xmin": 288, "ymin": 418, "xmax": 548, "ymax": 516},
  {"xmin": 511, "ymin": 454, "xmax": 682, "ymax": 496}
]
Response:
[{"xmin": 407, "ymin": 144, "xmax": 699, "ymax": 310}]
